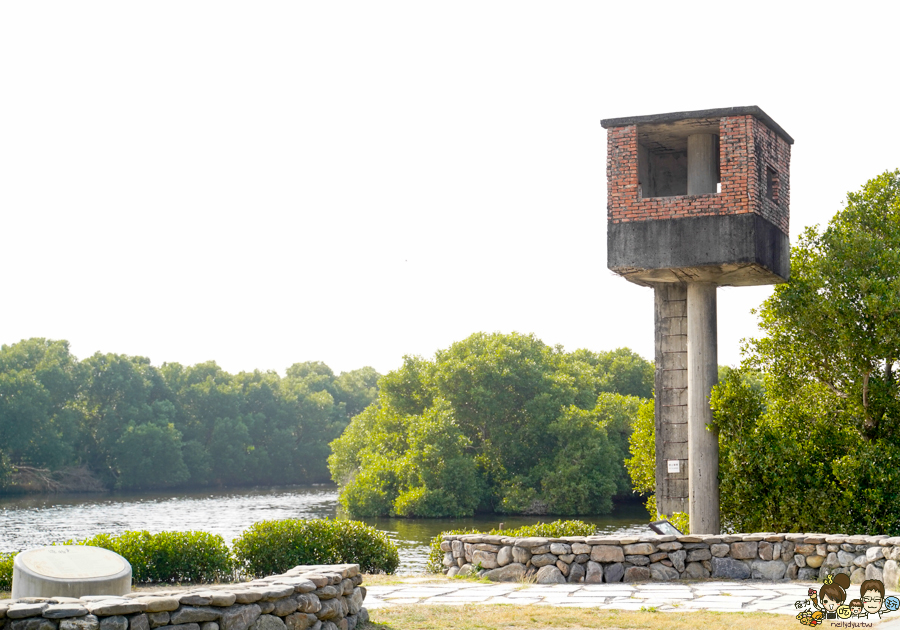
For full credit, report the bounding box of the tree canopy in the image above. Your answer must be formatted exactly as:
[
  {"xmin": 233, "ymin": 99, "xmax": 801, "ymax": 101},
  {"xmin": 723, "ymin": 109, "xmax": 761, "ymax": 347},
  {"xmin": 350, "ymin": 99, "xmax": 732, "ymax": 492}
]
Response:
[
  {"xmin": 711, "ymin": 169, "xmax": 900, "ymax": 534},
  {"xmin": 0, "ymin": 339, "xmax": 378, "ymax": 492},
  {"xmin": 329, "ymin": 332, "xmax": 653, "ymax": 518}
]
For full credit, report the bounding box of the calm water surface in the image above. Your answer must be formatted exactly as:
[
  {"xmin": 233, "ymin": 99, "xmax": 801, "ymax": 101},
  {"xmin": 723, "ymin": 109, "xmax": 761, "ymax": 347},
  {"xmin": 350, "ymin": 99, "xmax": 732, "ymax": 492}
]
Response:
[{"xmin": 0, "ymin": 486, "xmax": 650, "ymax": 573}]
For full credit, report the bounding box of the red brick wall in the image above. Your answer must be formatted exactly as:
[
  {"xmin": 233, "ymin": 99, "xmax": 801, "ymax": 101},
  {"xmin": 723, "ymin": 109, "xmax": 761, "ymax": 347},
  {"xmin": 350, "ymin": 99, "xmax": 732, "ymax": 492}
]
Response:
[{"xmin": 606, "ymin": 115, "xmax": 790, "ymax": 235}]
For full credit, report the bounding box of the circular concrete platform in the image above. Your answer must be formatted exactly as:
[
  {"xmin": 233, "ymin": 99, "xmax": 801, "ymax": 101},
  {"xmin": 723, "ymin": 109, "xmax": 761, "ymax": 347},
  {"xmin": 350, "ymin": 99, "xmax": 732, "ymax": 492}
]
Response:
[{"xmin": 12, "ymin": 546, "xmax": 132, "ymax": 599}]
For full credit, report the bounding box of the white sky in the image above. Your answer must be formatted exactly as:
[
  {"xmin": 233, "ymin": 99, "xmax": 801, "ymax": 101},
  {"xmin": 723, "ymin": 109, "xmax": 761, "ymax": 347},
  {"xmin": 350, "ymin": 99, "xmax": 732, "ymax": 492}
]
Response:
[{"xmin": 1, "ymin": 2, "xmax": 898, "ymax": 377}]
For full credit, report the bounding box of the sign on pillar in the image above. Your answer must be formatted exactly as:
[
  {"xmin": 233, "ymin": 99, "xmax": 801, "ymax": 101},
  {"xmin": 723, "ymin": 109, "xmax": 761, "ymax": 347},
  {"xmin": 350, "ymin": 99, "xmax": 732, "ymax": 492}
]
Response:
[{"xmin": 601, "ymin": 107, "xmax": 793, "ymax": 534}]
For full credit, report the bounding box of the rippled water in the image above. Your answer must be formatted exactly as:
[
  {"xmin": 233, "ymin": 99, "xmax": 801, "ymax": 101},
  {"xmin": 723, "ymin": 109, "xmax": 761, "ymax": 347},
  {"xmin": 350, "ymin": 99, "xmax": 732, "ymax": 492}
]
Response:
[{"xmin": 0, "ymin": 486, "xmax": 651, "ymax": 573}]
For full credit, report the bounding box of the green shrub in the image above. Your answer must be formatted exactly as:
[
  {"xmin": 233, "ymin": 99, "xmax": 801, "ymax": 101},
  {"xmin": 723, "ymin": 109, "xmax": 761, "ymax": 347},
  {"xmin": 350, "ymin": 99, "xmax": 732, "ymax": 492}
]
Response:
[
  {"xmin": 426, "ymin": 519, "xmax": 596, "ymax": 573},
  {"xmin": 70, "ymin": 531, "xmax": 234, "ymax": 583},
  {"xmin": 232, "ymin": 518, "xmax": 399, "ymax": 576},
  {"xmin": 0, "ymin": 551, "xmax": 16, "ymax": 592}
]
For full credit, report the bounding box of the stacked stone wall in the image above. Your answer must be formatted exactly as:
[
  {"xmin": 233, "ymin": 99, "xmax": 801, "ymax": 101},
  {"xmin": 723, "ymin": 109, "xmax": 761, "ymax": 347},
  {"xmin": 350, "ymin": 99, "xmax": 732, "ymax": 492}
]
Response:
[
  {"xmin": 605, "ymin": 114, "xmax": 791, "ymax": 234},
  {"xmin": 0, "ymin": 565, "xmax": 367, "ymax": 630},
  {"xmin": 440, "ymin": 533, "xmax": 900, "ymax": 586}
]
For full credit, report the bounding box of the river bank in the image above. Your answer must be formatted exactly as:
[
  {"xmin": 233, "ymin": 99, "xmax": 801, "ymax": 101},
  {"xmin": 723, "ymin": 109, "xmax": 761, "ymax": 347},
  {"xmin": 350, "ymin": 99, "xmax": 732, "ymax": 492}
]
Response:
[{"xmin": 0, "ymin": 486, "xmax": 650, "ymax": 573}]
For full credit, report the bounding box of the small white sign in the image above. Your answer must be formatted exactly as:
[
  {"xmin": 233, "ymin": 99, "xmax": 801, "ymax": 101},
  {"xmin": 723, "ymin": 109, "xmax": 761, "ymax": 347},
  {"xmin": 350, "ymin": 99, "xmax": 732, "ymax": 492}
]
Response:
[{"xmin": 667, "ymin": 460, "xmax": 680, "ymax": 474}]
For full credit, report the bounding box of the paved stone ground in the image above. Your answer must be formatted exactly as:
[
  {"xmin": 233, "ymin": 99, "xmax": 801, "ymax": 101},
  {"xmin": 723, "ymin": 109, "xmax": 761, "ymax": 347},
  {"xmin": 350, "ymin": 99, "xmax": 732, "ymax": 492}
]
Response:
[{"xmin": 366, "ymin": 580, "xmax": 900, "ymax": 619}]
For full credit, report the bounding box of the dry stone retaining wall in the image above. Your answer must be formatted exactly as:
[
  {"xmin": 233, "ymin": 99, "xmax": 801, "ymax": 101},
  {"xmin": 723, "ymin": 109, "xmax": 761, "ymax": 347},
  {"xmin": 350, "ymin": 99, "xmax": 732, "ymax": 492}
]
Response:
[
  {"xmin": 440, "ymin": 533, "xmax": 900, "ymax": 587},
  {"xmin": 0, "ymin": 565, "xmax": 367, "ymax": 630}
]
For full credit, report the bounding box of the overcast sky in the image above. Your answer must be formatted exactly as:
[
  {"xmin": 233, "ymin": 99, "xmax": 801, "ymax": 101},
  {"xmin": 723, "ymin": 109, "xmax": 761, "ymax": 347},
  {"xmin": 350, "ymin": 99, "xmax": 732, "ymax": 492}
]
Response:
[{"xmin": 1, "ymin": 2, "xmax": 897, "ymax": 377}]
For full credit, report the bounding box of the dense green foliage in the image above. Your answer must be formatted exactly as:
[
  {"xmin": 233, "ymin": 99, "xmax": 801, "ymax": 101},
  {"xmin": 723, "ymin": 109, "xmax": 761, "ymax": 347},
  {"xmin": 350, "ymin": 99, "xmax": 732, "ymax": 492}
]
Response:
[
  {"xmin": 0, "ymin": 551, "xmax": 15, "ymax": 592},
  {"xmin": 425, "ymin": 519, "xmax": 596, "ymax": 573},
  {"xmin": 710, "ymin": 170, "xmax": 900, "ymax": 534},
  {"xmin": 0, "ymin": 338, "xmax": 378, "ymax": 491},
  {"xmin": 65, "ymin": 530, "xmax": 234, "ymax": 583},
  {"xmin": 232, "ymin": 518, "xmax": 399, "ymax": 575},
  {"xmin": 329, "ymin": 333, "xmax": 653, "ymax": 518}
]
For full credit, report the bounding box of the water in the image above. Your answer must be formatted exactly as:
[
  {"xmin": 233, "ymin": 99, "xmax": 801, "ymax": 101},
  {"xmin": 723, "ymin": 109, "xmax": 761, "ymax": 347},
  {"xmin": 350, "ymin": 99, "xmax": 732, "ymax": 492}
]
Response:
[{"xmin": 0, "ymin": 486, "xmax": 651, "ymax": 573}]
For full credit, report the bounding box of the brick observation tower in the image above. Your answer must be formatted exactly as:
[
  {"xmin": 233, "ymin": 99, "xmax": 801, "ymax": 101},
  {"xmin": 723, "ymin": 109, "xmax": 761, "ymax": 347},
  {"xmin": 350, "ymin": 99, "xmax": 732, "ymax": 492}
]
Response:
[{"xmin": 600, "ymin": 106, "xmax": 793, "ymax": 534}]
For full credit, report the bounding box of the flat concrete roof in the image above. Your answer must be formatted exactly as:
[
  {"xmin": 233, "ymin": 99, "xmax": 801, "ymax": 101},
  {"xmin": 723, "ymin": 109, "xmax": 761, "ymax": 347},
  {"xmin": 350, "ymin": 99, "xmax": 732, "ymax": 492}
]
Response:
[{"xmin": 600, "ymin": 106, "xmax": 793, "ymax": 145}]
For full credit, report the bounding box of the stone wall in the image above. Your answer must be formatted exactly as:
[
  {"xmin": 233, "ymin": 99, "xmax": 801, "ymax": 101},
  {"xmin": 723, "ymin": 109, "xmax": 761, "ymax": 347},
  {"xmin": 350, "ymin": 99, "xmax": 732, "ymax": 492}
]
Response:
[
  {"xmin": 0, "ymin": 565, "xmax": 367, "ymax": 630},
  {"xmin": 440, "ymin": 533, "xmax": 900, "ymax": 586}
]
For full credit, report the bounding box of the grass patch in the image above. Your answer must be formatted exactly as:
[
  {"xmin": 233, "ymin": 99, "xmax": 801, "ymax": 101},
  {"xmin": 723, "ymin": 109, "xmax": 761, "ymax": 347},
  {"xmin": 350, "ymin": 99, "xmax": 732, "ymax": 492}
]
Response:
[{"xmin": 364, "ymin": 604, "xmax": 800, "ymax": 630}]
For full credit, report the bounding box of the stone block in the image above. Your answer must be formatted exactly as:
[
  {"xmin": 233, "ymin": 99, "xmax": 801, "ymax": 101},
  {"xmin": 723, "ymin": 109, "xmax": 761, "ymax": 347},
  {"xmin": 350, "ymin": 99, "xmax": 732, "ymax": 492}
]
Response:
[
  {"xmin": 496, "ymin": 547, "xmax": 513, "ymax": 567},
  {"xmin": 584, "ymin": 562, "xmax": 603, "ymax": 584},
  {"xmin": 250, "ymin": 616, "xmax": 286, "ymax": 630},
  {"xmin": 751, "ymin": 560, "xmax": 786, "ymax": 580},
  {"xmin": 590, "ymin": 546, "xmax": 624, "ymax": 564},
  {"xmin": 622, "ymin": 543, "xmax": 655, "ymax": 556},
  {"xmin": 798, "ymin": 568, "xmax": 819, "ymax": 580},
  {"xmin": 549, "ymin": 543, "xmax": 571, "ymax": 555},
  {"xmin": 668, "ymin": 550, "xmax": 686, "ymax": 573},
  {"xmin": 624, "ymin": 555, "xmax": 649, "ymax": 566},
  {"xmin": 623, "ymin": 567, "xmax": 651, "ymax": 582},
  {"xmin": 535, "ymin": 566, "xmax": 566, "ymax": 584},
  {"xmin": 604, "ymin": 563, "xmax": 624, "ymax": 583},
  {"xmin": 683, "ymin": 562, "xmax": 709, "ymax": 579},
  {"xmin": 686, "ymin": 549, "xmax": 711, "ymax": 562},
  {"xmin": 805, "ymin": 555, "xmax": 824, "ymax": 569},
  {"xmin": 170, "ymin": 610, "xmax": 219, "ymax": 626},
  {"xmin": 867, "ymin": 547, "xmax": 885, "ymax": 562},
  {"xmin": 220, "ymin": 605, "xmax": 262, "ymax": 630},
  {"xmin": 730, "ymin": 542, "xmax": 758, "ymax": 560},
  {"xmin": 555, "ymin": 561, "xmax": 570, "ymax": 577},
  {"xmin": 883, "ymin": 560, "xmax": 900, "ymax": 590},
  {"xmin": 530, "ymin": 554, "xmax": 556, "ymax": 568},
  {"xmin": 571, "ymin": 543, "xmax": 591, "ymax": 555},
  {"xmin": 471, "ymin": 551, "xmax": 498, "ymax": 570},
  {"xmin": 567, "ymin": 563, "xmax": 585, "ymax": 583},
  {"xmin": 43, "ymin": 606, "xmax": 88, "ymax": 620},
  {"xmin": 710, "ymin": 544, "xmax": 729, "ymax": 558},
  {"xmin": 147, "ymin": 614, "xmax": 170, "ymax": 629},
  {"xmin": 511, "ymin": 546, "xmax": 531, "ymax": 564},
  {"xmin": 649, "ymin": 563, "xmax": 678, "ymax": 581},
  {"xmin": 866, "ymin": 564, "xmax": 883, "ymax": 581},
  {"xmin": 710, "ymin": 557, "xmax": 751, "ymax": 580}
]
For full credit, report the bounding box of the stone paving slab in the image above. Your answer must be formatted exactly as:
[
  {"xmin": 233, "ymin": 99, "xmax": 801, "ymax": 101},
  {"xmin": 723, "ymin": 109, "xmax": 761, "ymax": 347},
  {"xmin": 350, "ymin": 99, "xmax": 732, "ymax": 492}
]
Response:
[{"xmin": 364, "ymin": 580, "xmax": 900, "ymax": 618}]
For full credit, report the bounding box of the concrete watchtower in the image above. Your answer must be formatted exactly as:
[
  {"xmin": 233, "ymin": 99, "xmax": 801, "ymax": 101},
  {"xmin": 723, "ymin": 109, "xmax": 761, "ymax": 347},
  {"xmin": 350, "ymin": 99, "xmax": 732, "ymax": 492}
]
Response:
[{"xmin": 600, "ymin": 106, "xmax": 793, "ymax": 534}]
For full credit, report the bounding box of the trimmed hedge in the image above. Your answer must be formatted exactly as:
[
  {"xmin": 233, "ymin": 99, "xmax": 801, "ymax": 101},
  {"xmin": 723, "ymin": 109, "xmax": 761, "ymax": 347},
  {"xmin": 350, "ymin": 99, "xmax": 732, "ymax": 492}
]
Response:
[
  {"xmin": 0, "ymin": 551, "xmax": 16, "ymax": 592},
  {"xmin": 233, "ymin": 518, "xmax": 399, "ymax": 576},
  {"xmin": 426, "ymin": 519, "xmax": 596, "ymax": 573},
  {"xmin": 4, "ymin": 519, "xmax": 400, "ymax": 585},
  {"xmin": 67, "ymin": 531, "xmax": 234, "ymax": 583}
]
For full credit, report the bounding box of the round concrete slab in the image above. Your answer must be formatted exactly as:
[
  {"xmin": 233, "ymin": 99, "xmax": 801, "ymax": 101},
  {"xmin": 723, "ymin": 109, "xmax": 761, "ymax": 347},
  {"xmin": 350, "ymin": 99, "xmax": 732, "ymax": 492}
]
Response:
[{"xmin": 12, "ymin": 546, "xmax": 132, "ymax": 599}]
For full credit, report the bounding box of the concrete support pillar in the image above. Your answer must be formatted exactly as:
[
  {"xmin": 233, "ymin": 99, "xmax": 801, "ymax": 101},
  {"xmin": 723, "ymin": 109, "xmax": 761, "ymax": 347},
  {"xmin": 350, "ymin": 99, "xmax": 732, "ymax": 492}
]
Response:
[
  {"xmin": 653, "ymin": 284, "xmax": 688, "ymax": 517},
  {"xmin": 686, "ymin": 282, "xmax": 719, "ymax": 534},
  {"xmin": 687, "ymin": 134, "xmax": 717, "ymax": 195}
]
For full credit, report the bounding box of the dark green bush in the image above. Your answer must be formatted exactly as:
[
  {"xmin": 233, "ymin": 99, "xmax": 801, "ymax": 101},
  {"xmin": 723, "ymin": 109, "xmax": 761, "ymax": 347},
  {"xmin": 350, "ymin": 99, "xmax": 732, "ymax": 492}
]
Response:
[
  {"xmin": 70, "ymin": 531, "xmax": 234, "ymax": 583},
  {"xmin": 0, "ymin": 551, "xmax": 16, "ymax": 592},
  {"xmin": 232, "ymin": 518, "xmax": 399, "ymax": 576},
  {"xmin": 426, "ymin": 519, "xmax": 596, "ymax": 573}
]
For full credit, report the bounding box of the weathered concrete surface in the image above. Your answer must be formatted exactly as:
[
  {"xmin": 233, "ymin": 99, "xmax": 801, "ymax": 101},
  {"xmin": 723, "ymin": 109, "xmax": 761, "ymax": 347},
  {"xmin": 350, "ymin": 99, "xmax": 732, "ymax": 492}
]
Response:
[
  {"xmin": 654, "ymin": 283, "xmax": 688, "ymax": 517},
  {"xmin": 607, "ymin": 213, "xmax": 791, "ymax": 287},
  {"xmin": 687, "ymin": 282, "xmax": 719, "ymax": 535}
]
